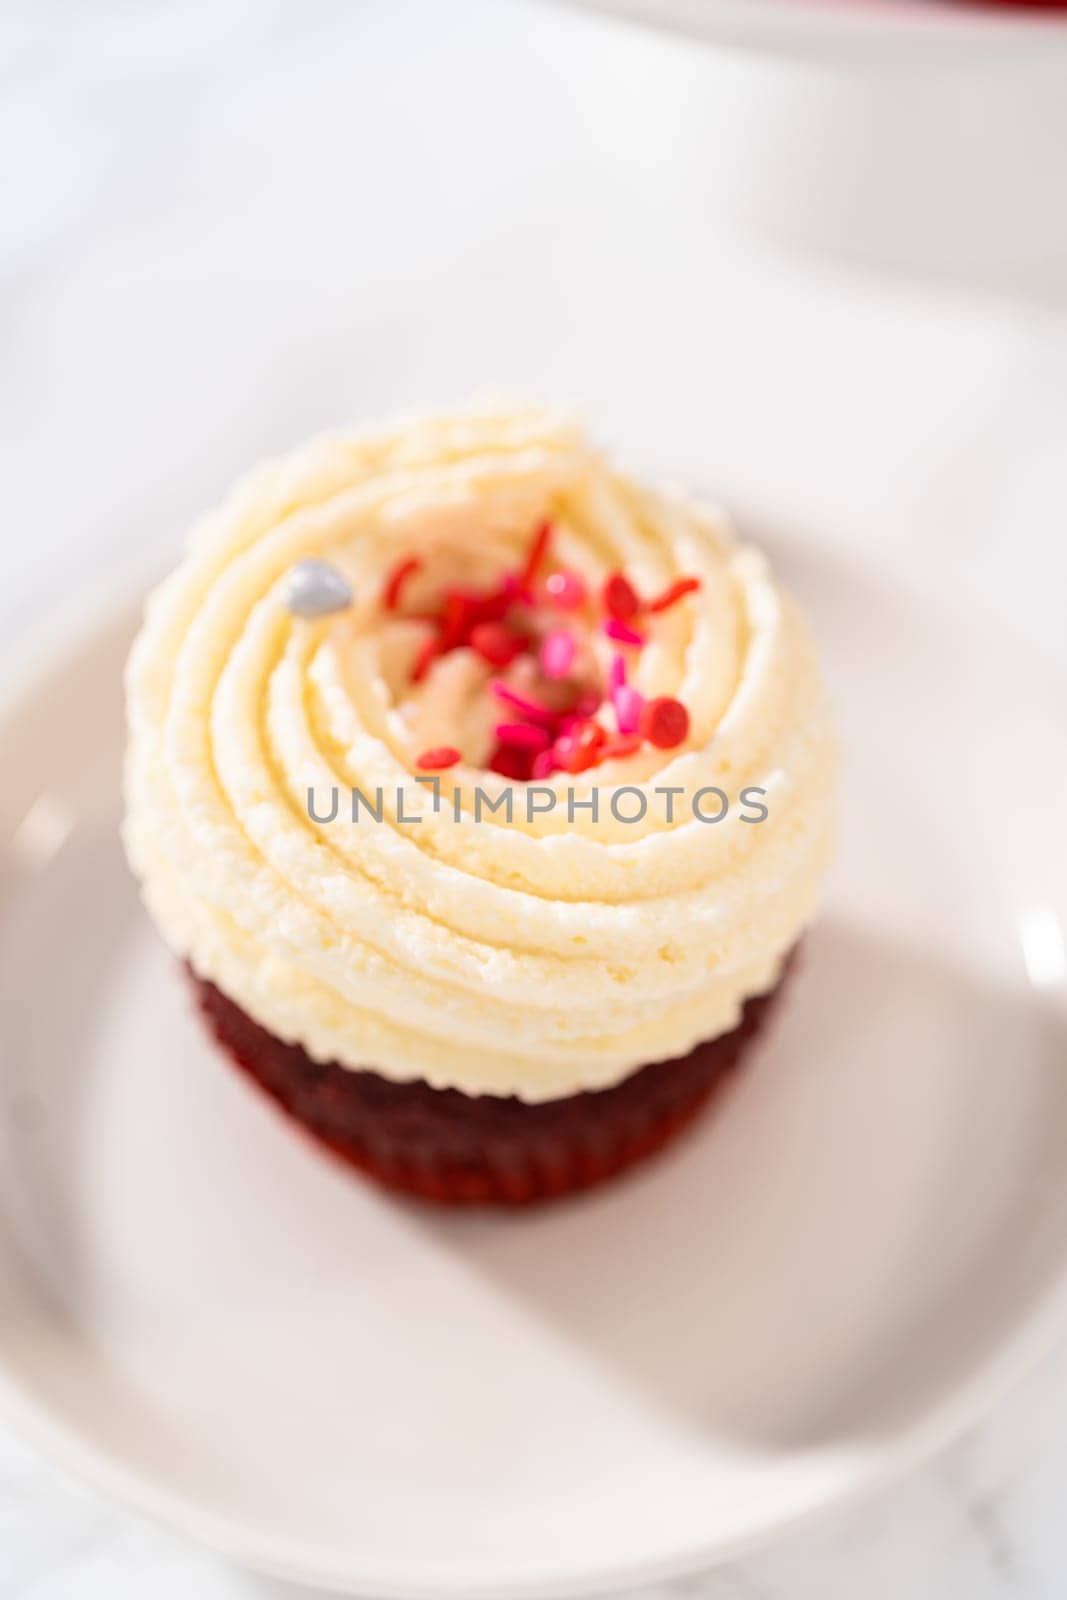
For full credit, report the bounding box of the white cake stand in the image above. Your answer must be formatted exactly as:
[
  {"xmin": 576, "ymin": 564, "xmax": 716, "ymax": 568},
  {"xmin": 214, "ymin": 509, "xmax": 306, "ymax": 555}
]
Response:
[{"xmin": 561, "ymin": 0, "xmax": 1067, "ymax": 298}]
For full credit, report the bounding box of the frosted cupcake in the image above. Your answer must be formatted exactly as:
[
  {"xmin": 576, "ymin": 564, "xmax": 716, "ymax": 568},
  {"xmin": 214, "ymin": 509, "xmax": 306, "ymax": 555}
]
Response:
[{"xmin": 124, "ymin": 405, "xmax": 836, "ymax": 1204}]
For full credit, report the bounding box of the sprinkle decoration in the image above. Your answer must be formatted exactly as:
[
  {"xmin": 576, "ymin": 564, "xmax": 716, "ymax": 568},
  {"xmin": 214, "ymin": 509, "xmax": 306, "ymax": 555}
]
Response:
[
  {"xmin": 470, "ymin": 621, "xmax": 525, "ymax": 667},
  {"xmin": 599, "ymin": 733, "xmax": 643, "ymax": 761},
  {"xmin": 602, "ymin": 571, "xmax": 641, "ymax": 622},
  {"xmin": 539, "ymin": 628, "xmax": 576, "ymax": 680},
  {"xmin": 612, "ymin": 683, "xmax": 645, "ymax": 736},
  {"xmin": 380, "ymin": 518, "xmax": 698, "ymax": 778},
  {"xmin": 285, "ymin": 558, "xmax": 353, "ymax": 618},
  {"xmin": 416, "ymin": 746, "xmax": 462, "ymax": 771},
  {"xmin": 489, "ymin": 744, "xmax": 532, "ymax": 780},
  {"xmin": 494, "ymin": 721, "xmax": 551, "ymax": 753},
  {"xmin": 648, "ymin": 575, "xmax": 701, "ymax": 613},
  {"xmin": 531, "ymin": 749, "xmax": 558, "ymax": 779},
  {"xmin": 553, "ymin": 719, "xmax": 607, "ymax": 775},
  {"xmin": 518, "ymin": 519, "xmax": 553, "ymax": 593},
  {"xmin": 489, "ymin": 680, "xmax": 558, "ymax": 727},
  {"xmin": 603, "ymin": 618, "xmax": 645, "ymax": 648},
  {"xmin": 544, "ymin": 569, "xmax": 586, "ymax": 610},
  {"xmin": 640, "ymin": 696, "xmax": 690, "ymax": 750},
  {"xmin": 383, "ymin": 555, "xmax": 423, "ymax": 611}
]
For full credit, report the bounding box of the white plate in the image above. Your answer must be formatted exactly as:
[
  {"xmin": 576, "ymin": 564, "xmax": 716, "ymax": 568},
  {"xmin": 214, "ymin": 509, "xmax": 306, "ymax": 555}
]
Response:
[
  {"xmin": 562, "ymin": 0, "xmax": 1067, "ymax": 64},
  {"xmin": 1, "ymin": 540, "xmax": 1066, "ymax": 1599}
]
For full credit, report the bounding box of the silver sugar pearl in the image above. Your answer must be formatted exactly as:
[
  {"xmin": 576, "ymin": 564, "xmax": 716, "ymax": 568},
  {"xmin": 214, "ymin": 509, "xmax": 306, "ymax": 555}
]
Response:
[{"xmin": 284, "ymin": 558, "xmax": 353, "ymax": 618}]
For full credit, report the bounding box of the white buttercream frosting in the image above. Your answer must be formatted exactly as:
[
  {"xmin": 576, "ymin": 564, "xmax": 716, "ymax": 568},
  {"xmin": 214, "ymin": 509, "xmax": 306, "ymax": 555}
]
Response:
[{"xmin": 123, "ymin": 405, "xmax": 837, "ymax": 1101}]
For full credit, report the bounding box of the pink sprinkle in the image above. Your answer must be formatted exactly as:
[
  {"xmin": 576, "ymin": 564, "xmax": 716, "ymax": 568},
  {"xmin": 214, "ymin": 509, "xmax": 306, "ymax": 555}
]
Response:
[
  {"xmin": 544, "ymin": 569, "xmax": 586, "ymax": 610},
  {"xmin": 574, "ymin": 689, "xmax": 603, "ymax": 719},
  {"xmin": 494, "ymin": 721, "xmax": 551, "ymax": 753},
  {"xmin": 612, "ymin": 684, "xmax": 645, "ymax": 735},
  {"xmin": 531, "ymin": 749, "xmax": 558, "ymax": 779},
  {"xmin": 603, "ymin": 619, "xmax": 645, "ymax": 648},
  {"xmin": 489, "ymin": 681, "xmax": 557, "ymax": 727},
  {"xmin": 608, "ymin": 653, "xmax": 627, "ymax": 692},
  {"xmin": 539, "ymin": 628, "xmax": 575, "ymax": 680}
]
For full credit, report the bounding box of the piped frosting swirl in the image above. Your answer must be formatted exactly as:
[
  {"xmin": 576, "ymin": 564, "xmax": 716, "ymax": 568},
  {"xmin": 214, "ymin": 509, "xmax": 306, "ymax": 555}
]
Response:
[{"xmin": 124, "ymin": 405, "xmax": 836, "ymax": 1101}]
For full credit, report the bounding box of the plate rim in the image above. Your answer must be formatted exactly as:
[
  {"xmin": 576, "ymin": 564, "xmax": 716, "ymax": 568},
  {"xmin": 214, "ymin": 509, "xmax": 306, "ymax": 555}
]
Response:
[{"xmin": 557, "ymin": 0, "xmax": 1067, "ymax": 65}]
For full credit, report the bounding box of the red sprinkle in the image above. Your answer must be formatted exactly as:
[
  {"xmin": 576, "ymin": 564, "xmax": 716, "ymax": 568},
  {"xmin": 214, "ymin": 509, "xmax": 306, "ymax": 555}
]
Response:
[
  {"xmin": 599, "ymin": 733, "xmax": 642, "ymax": 761},
  {"xmin": 640, "ymin": 696, "xmax": 690, "ymax": 749},
  {"xmin": 415, "ymin": 745, "xmax": 461, "ymax": 770},
  {"xmin": 489, "ymin": 743, "xmax": 534, "ymax": 782},
  {"xmin": 519, "ymin": 520, "xmax": 553, "ymax": 590},
  {"xmin": 471, "ymin": 580, "xmax": 513, "ymax": 625},
  {"xmin": 603, "ymin": 618, "xmax": 645, "ymax": 648},
  {"xmin": 602, "ymin": 572, "xmax": 641, "ymax": 622},
  {"xmin": 553, "ymin": 718, "xmax": 606, "ymax": 775},
  {"xmin": 383, "ymin": 556, "xmax": 422, "ymax": 611},
  {"xmin": 469, "ymin": 621, "xmax": 525, "ymax": 667},
  {"xmin": 648, "ymin": 576, "xmax": 701, "ymax": 614},
  {"xmin": 544, "ymin": 569, "xmax": 587, "ymax": 610},
  {"xmin": 439, "ymin": 588, "xmax": 481, "ymax": 650}
]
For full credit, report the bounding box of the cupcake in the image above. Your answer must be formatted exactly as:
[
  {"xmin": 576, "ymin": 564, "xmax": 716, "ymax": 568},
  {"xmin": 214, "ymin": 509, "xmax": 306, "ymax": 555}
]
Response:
[{"xmin": 124, "ymin": 405, "xmax": 836, "ymax": 1205}]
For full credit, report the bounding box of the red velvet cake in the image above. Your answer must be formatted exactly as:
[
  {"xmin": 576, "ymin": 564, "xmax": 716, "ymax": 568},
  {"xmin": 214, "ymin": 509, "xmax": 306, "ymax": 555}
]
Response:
[{"xmin": 190, "ymin": 958, "xmax": 793, "ymax": 1206}]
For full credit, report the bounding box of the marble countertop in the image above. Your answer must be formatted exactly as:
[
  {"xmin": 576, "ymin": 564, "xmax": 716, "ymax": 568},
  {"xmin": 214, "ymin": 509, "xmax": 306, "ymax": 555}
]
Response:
[{"xmin": 3, "ymin": 1, "xmax": 1067, "ymax": 1596}]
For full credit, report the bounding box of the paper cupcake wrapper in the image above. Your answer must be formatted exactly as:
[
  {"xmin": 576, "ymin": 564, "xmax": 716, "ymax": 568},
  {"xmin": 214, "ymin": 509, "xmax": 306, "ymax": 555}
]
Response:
[{"xmin": 189, "ymin": 956, "xmax": 793, "ymax": 1207}]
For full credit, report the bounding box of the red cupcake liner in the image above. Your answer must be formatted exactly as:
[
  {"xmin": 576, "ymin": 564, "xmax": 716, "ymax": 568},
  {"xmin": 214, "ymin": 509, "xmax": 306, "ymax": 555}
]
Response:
[{"xmin": 189, "ymin": 955, "xmax": 794, "ymax": 1207}]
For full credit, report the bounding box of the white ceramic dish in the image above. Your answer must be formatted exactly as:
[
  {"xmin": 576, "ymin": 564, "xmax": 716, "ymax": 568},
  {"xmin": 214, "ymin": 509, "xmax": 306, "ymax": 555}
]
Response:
[
  {"xmin": 562, "ymin": 0, "xmax": 1067, "ymax": 63},
  {"xmin": 559, "ymin": 1, "xmax": 1067, "ymax": 299},
  {"xmin": 1, "ymin": 538, "xmax": 1066, "ymax": 1599}
]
